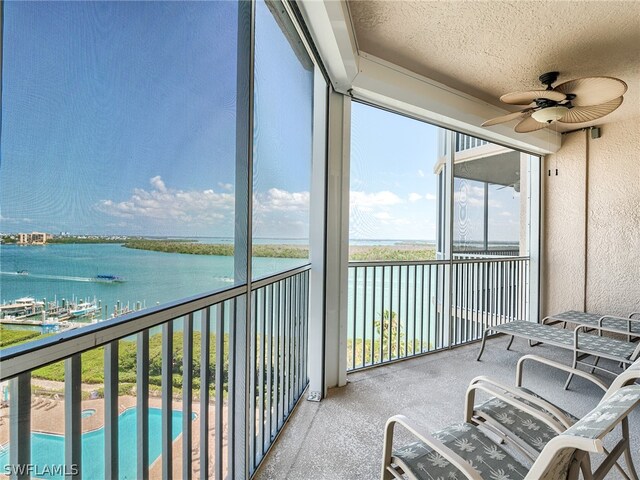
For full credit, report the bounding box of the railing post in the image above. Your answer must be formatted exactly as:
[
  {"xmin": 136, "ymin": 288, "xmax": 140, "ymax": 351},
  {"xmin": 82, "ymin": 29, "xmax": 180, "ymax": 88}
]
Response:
[
  {"xmin": 182, "ymin": 313, "xmax": 194, "ymax": 480},
  {"xmin": 104, "ymin": 341, "xmax": 119, "ymax": 480},
  {"xmin": 161, "ymin": 321, "xmax": 173, "ymax": 478},
  {"xmin": 233, "ymin": 295, "xmax": 247, "ymax": 480},
  {"xmin": 9, "ymin": 373, "xmax": 30, "ymax": 480},
  {"xmin": 200, "ymin": 307, "xmax": 211, "ymax": 480},
  {"xmin": 137, "ymin": 331, "xmax": 149, "ymax": 480},
  {"xmin": 64, "ymin": 355, "xmax": 81, "ymax": 480}
]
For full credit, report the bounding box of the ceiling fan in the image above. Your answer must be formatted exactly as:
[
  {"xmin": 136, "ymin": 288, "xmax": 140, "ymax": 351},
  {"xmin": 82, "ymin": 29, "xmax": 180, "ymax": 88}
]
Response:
[{"xmin": 482, "ymin": 72, "xmax": 627, "ymax": 133}]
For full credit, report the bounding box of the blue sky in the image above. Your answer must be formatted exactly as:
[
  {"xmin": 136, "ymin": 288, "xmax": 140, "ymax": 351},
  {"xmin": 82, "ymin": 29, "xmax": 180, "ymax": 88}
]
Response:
[
  {"xmin": 1, "ymin": 1, "xmax": 520, "ymax": 243},
  {"xmin": 350, "ymin": 103, "xmax": 440, "ymax": 240},
  {"xmin": 1, "ymin": 1, "xmax": 311, "ymax": 239},
  {"xmin": 350, "ymin": 102, "xmax": 522, "ymax": 242}
]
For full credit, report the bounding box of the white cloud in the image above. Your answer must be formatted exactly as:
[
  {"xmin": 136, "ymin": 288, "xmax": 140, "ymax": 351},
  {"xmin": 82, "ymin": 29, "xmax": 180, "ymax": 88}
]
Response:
[
  {"xmin": 150, "ymin": 175, "xmax": 167, "ymax": 193},
  {"xmin": 374, "ymin": 212, "xmax": 392, "ymax": 221},
  {"xmin": 252, "ymin": 189, "xmax": 310, "ymax": 238},
  {"xmin": 417, "ymin": 169, "xmax": 425, "ymax": 177},
  {"xmin": 97, "ymin": 176, "xmax": 234, "ymax": 224},
  {"xmin": 218, "ymin": 182, "xmax": 233, "ymax": 191},
  {"xmin": 253, "ymin": 188, "xmax": 310, "ymax": 213},
  {"xmin": 454, "ymin": 190, "xmax": 481, "ymax": 207},
  {"xmin": 350, "ymin": 190, "xmax": 403, "ymax": 212},
  {"xmin": 499, "ymin": 211, "xmax": 512, "ymax": 217},
  {"xmin": 454, "ymin": 184, "xmax": 505, "ymax": 208},
  {"xmin": 407, "ymin": 192, "xmax": 436, "ymax": 203}
]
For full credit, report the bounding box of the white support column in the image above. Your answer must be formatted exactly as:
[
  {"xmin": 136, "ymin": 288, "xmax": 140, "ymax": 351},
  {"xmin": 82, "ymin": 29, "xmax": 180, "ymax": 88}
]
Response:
[
  {"xmin": 308, "ymin": 66, "xmax": 329, "ymax": 400},
  {"xmin": 324, "ymin": 91, "xmax": 350, "ymax": 390},
  {"xmin": 442, "ymin": 130, "xmax": 455, "ymax": 348},
  {"xmin": 528, "ymin": 154, "xmax": 542, "ymax": 323}
]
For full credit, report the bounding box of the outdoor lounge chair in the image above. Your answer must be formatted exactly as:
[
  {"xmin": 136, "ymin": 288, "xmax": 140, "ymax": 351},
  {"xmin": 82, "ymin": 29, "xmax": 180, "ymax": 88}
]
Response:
[
  {"xmin": 477, "ymin": 320, "xmax": 640, "ymax": 386},
  {"xmin": 543, "ymin": 311, "xmax": 640, "ymax": 342},
  {"xmin": 466, "ymin": 354, "xmax": 640, "ymax": 469},
  {"xmin": 382, "ymin": 384, "xmax": 640, "ymax": 480}
]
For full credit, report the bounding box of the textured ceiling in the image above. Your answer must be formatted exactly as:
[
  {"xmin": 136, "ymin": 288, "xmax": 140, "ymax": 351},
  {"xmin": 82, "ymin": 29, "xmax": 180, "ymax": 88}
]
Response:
[{"xmin": 347, "ymin": 1, "xmax": 640, "ymax": 132}]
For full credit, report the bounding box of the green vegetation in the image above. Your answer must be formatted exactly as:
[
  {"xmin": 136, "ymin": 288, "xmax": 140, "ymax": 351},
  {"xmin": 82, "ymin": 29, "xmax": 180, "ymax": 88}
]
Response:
[
  {"xmin": 123, "ymin": 240, "xmax": 309, "ymax": 259},
  {"xmin": 123, "ymin": 239, "xmax": 437, "ymax": 261},
  {"xmin": 0, "ymin": 327, "xmax": 46, "ymax": 348},
  {"xmin": 33, "ymin": 331, "xmax": 231, "ymax": 394},
  {"xmin": 0, "ymin": 328, "xmax": 40, "ymax": 347},
  {"xmin": 349, "ymin": 246, "xmax": 436, "ymax": 262}
]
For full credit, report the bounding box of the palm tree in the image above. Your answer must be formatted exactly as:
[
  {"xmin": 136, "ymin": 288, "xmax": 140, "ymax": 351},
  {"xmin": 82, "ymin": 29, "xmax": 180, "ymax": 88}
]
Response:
[{"xmin": 375, "ymin": 310, "xmax": 404, "ymax": 358}]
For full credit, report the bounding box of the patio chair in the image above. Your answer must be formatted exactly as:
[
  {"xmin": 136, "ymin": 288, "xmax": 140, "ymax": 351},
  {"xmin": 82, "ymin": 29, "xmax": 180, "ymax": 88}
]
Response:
[
  {"xmin": 543, "ymin": 310, "xmax": 640, "ymax": 335},
  {"xmin": 381, "ymin": 384, "xmax": 640, "ymax": 480},
  {"xmin": 466, "ymin": 354, "xmax": 640, "ymax": 467},
  {"xmin": 477, "ymin": 320, "xmax": 640, "ymax": 386}
]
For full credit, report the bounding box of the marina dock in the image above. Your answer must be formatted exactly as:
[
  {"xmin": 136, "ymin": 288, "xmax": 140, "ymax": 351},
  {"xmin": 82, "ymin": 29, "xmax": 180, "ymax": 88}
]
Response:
[{"xmin": 0, "ymin": 296, "xmax": 147, "ymax": 332}]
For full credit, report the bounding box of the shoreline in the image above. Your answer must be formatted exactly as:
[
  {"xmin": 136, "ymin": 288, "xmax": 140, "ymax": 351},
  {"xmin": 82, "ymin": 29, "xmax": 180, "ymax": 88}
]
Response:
[{"xmin": 121, "ymin": 239, "xmax": 441, "ymax": 261}]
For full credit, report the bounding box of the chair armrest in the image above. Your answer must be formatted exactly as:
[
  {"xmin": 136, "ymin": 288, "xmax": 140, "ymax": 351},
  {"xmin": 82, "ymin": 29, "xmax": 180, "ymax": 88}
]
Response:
[
  {"xmin": 598, "ymin": 315, "xmax": 640, "ymax": 329},
  {"xmin": 516, "ymin": 354, "xmax": 608, "ymax": 392},
  {"xmin": 574, "ymin": 324, "xmax": 640, "ymax": 341},
  {"xmin": 466, "ymin": 376, "xmax": 569, "ymax": 431},
  {"xmin": 629, "ymin": 312, "xmax": 640, "ymax": 319},
  {"xmin": 383, "ymin": 415, "xmax": 483, "ymax": 480}
]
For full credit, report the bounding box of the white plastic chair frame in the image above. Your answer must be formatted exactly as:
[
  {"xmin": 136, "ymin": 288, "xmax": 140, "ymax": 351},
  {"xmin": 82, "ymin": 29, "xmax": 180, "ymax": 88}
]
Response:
[
  {"xmin": 466, "ymin": 354, "xmax": 640, "ymax": 477},
  {"xmin": 382, "ymin": 384, "xmax": 640, "ymax": 480},
  {"xmin": 477, "ymin": 322, "xmax": 640, "ymax": 386}
]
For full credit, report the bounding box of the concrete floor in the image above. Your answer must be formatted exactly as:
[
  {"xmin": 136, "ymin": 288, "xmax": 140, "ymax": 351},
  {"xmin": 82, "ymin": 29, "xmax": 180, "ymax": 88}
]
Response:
[{"xmin": 255, "ymin": 336, "xmax": 640, "ymax": 479}]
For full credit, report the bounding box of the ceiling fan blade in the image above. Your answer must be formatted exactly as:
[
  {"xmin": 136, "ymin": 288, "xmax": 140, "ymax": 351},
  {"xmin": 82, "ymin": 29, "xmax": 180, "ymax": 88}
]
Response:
[
  {"xmin": 514, "ymin": 114, "xmax": 547, "ymax": 133},
  {"xmin": 500, "ymin": 90, "xmax": 566, "ymax": 105},
  {"xmin": 481, "ymin": 108, "xmax": 533, "ymax": 127},
  {"xmin": 554, "ymin": 76, "xmax": 627, "ymax": 106},
  {"xmin": 558, "ymin": 96, "xmax": 623, "ymax": 123}
]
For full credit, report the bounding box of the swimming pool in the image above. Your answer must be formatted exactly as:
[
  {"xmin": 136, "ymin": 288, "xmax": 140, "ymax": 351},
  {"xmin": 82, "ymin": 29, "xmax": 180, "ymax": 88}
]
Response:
[{"xmin": 0, "ymin": 407, "xmax": 194, "ymax": 479}]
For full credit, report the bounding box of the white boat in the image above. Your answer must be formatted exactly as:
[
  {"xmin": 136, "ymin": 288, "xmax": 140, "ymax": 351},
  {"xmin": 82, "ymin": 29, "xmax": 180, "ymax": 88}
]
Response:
[
  {"xmin": 15, "ymin": 297, "xmax": 35, "ymax": 305},
  {"xmin": 69, "ymin": 302, "xmax": 98, "ymax": 317}
]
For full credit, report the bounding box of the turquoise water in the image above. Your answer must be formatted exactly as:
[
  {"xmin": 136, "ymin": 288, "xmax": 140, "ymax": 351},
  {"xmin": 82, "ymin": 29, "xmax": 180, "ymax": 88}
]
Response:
[
  {"xmin": 0, "ymin": 243, "xmax": 306, "ymax": 318},
  {"xmin": 0, "ymin": 407, "xmax": 191, "ymax": 479}
]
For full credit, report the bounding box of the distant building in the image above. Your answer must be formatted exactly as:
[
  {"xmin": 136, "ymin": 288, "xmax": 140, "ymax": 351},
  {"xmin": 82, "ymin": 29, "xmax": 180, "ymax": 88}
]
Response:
[{"xmin": 17, "ymin": 232, "xmax": 49, "ymax": 245}]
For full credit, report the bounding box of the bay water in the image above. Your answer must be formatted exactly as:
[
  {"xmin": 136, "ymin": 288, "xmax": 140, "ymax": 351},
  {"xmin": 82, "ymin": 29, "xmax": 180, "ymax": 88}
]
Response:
[{"xmin": 0, "ymin": 243, "xmax": 306, "ymax": 320}]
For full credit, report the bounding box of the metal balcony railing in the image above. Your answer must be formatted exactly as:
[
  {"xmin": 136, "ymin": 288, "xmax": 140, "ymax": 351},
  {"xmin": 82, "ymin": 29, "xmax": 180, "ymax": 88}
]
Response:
[
  {"xmin": 347, "ymin": 257, "xmax": 529, "ymax": 371},
  {"xmin": 452, "ymin": 249, "xmax": 521, "ymax": 259},
  {"xmin": 455, "ymin": 134, "xmax": 489, "ymax": 152},
  {"xmin": 0, "ymin": 264, "xmax": 310, "ymax": 480}
]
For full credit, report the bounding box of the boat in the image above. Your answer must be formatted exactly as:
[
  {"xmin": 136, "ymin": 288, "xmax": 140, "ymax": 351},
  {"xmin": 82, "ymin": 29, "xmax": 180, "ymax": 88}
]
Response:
[
  {"xmin": 15, "ymin": 297, "xmax": 35, "ymax": 305},
  {"xmin": 16, "ymin": 270, "xmax": 29, "ymax": 275},
  {"xmin": 69, "ymin": 302, "xmax": 99, "ymax": 317},
  {"xmin": 95, "ymin": 274, "xmax": 125, "ymax": 283}
]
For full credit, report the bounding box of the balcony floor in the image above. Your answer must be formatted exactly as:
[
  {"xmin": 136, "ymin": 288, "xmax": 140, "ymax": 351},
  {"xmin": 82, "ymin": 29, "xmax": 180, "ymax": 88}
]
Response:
[{"xmin": 256, "ymin": 336, "xmax": 640, "ymax": 479}]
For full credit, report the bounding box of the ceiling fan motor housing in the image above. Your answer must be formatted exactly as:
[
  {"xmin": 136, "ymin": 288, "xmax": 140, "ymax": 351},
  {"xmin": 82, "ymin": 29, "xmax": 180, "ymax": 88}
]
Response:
[{"xmin": 539, "ymin": 71, "xmax": 560, "ymax": 89}]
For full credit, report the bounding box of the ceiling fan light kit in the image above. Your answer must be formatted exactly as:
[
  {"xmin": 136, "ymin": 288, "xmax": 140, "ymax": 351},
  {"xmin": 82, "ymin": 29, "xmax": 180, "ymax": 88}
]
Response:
[
  {"xmin": 483, "ymin": 71, "xmax": 627, "ymax": 133},
  {"xmin": 531, "ymin": 105, "xmax": 570, "ymax": 123}
]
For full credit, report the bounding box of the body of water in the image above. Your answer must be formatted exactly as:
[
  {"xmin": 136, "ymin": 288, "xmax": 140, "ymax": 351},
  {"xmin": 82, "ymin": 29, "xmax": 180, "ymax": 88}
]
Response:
[
  {"xmin": 0, "ymin": 407, "xmax": 191, "ymax": 480},
  {"xmin": 0, "ymin": 243, "xmax": 306, "ymax": 318}
]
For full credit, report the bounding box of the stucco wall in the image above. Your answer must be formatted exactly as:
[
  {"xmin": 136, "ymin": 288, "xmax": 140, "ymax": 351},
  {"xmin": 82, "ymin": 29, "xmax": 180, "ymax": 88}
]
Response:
[{"xmin": 543, "ymin": 116, "xmax": 640, "ymax": 317}]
